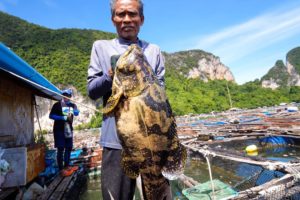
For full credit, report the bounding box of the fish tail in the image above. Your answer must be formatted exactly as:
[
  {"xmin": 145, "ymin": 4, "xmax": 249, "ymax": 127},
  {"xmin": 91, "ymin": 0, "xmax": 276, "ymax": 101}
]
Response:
[{"xmin": 140, "ymin": 173, "xmax": 171, "ymax": 200}]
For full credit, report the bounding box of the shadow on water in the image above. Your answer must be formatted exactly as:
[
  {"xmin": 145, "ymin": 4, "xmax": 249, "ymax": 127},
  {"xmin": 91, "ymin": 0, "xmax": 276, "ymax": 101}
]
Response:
[{"xmin": 79, "ymin": 171, "xmax": 102, "ymax": 200}]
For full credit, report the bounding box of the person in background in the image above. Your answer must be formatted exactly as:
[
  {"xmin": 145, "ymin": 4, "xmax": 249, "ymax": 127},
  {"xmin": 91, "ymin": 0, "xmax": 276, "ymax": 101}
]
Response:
[
  {"xmin": 87, "ymin": 0, "xmax": 170, "ymax": 199},
  {"xmin": 49, "ymin": 88, "xmax": 79, "ymax": 171}
]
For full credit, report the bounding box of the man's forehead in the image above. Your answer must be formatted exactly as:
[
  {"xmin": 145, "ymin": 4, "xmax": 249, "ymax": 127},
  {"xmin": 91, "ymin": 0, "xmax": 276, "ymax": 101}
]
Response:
[
  {"xmin": 117, "ymin": 0, "xmax": 137, "ymax": 4},
  {"xmin": 115, "ymin": 0, "xmax": 139, "ymax": 8}
]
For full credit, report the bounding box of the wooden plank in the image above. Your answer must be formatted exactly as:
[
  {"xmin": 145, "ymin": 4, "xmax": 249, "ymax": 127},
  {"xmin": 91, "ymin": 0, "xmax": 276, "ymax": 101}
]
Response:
[
  {"xmin": 48, "ymin": 174, "xmax": 75, "ymax": 200},
  {"xmin": 233, "ymin": 174, "xmax": 295, "ymax": 199},
  {"xmin": 0, "ymin": 135, "xmax": 16, "ymax": 143},
  {"xmin": 0, "ymin": 188, "xmax": 18, "ymax": 200},
  {"xmin": 62, "ymin": 172, "xmax": 80, "ymax": 199},
  {"xmin": 40, "ymin": 174, "xmax": 64, "ymax": 200}
]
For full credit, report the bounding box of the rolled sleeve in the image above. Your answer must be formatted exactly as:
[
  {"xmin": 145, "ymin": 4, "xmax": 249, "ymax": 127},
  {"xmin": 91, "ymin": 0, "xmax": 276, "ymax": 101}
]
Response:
[
  {"xmin": 87, "ymin": 42, "xmax": 113, "ymax": 100},
  {"xmin": 155, "ymin": 49, "xmax": 165, "ymax": 87}
]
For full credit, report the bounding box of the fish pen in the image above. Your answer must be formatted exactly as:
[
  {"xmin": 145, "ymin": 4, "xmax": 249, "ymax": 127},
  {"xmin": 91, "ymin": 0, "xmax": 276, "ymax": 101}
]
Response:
[{"xmin": 179, "ymin": 134, "xmax": 300, "ymax": 200}]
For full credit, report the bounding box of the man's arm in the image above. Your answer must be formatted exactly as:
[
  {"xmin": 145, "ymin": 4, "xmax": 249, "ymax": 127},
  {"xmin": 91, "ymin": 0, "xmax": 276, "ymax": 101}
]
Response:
[
  {"xmin": 87, "ymin": 42, "xmax": 113, "ymax": 100},
  {"xmin": 49, "ymin": 103, "xmax": 67, "ymax": 121},
  {"xmin": 155, "ymin": 48, "xmax": 165, "ymax": 87},
  {"xmin": 49, "ymin": 114, "xmax": 67, "ymax": 121},
  {"xmin": 73, "ymin": 104, "xmax": 79, "ymax": 116}
]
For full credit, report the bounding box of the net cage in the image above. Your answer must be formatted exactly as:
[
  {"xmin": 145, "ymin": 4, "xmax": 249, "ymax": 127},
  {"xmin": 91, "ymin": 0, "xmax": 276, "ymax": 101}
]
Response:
[{"xmin": 180, "ymin": 136, "xmax": 300, "ymax": 200}]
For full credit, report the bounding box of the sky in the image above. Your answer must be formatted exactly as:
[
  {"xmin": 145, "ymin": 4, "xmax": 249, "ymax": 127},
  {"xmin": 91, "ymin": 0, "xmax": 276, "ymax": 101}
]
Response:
[{"xmin": 1, "ymin": 0, "xmax": 300, "ymax": 84}]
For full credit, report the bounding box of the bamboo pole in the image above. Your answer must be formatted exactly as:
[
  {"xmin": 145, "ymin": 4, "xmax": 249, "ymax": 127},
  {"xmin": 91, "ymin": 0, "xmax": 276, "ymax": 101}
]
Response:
[{"xmin": 184, "ymin": 144, "xmax": 300, "ymax": 173}]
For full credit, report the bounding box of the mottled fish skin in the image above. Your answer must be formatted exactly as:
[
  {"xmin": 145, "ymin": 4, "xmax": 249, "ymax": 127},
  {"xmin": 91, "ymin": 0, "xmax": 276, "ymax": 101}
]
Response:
[{"xmin": 103, "ymin": 44, "xmax": 186, "ymax": 199}]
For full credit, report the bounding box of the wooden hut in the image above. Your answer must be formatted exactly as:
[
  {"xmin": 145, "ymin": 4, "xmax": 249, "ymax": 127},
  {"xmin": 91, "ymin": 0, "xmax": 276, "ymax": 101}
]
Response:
[{"xmin": 0, "ymin": 42, "xmax": 62, "ymax": 188}]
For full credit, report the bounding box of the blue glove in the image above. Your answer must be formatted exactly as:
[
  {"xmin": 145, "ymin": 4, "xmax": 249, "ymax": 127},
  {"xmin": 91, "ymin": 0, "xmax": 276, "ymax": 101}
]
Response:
[{"xmin": 49, "ymin": 114, "xmax": 68, "ymax": 121}]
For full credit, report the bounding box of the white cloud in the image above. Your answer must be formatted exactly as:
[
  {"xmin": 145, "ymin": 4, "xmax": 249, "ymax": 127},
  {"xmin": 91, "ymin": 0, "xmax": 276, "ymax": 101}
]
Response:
[{"xmin": 193, "ymin": 6, "xmax": 300, "ymax": 64}]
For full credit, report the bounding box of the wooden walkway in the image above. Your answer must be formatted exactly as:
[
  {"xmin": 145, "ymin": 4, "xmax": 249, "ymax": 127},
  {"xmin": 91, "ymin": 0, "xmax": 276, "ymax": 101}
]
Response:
[
  {"xmin": 0, "ymin": 188, "xmax": 18, "ymax": 200},
  {"xmin": 41, "ymin": 170, "xmax": 80, "ymax": 200}
]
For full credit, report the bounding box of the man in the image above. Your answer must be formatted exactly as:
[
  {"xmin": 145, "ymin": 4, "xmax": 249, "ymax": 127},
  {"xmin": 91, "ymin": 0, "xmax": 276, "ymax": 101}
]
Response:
[
  {"xmin": 87, "ymin": 0, "xmax": 169, "ymax": 199},
  {"xmin": 49, "ymin": 89, "xmax": 79, "ymax": 171}
]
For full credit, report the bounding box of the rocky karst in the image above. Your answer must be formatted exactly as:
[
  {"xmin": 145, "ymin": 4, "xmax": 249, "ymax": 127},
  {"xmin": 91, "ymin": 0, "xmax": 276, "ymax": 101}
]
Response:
[
  {"xmin": 261, "ymin": 47, "xmax": 300, "ymax": 89},
  {"xmin": 165, "ymin": 50, "xmax": 235, "ymax": 82},
  {"xmin": 187, "ymin": 56, "xmax": 234, "ymax": 82}
]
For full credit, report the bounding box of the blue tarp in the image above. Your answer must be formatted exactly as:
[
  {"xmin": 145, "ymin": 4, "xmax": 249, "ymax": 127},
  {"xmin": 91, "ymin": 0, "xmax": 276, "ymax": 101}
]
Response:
[
  {"xmin": 260, "ymin": 136, "xmax": 294, "ymax": 145},
  {"xmin": 0, "ymin": 42, "xmax": 62, "ymax": 100}
]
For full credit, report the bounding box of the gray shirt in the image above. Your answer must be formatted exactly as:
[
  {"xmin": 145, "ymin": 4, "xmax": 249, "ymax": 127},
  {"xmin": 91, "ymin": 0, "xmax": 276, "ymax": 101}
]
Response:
[{"xmin": 87, "ymin": 38, "xmax": 165, "ymax": 149}]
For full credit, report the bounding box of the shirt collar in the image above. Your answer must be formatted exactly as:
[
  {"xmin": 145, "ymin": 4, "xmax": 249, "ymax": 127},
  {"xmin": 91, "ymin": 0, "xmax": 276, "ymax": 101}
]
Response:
[{"xmin": 117, "ymin": 37, "xmax": 143, "ymax": 48}]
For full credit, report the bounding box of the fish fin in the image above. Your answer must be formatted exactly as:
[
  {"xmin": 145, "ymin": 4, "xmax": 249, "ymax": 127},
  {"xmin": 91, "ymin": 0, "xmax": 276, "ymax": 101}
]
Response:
[
  {"xmin": 121, "ymin": 152, "xmax": 140, "ymax": 179},
  {"xmin": 162, "ymin": 119, "xmax": 187, "ymax": 178},
  {"xmin": 163, "ymin": 142, "xmax": 187, "ymax": 176},
  {"xmin": 102, "ymin": 89, "xmax": 123, "ymax": 114}
]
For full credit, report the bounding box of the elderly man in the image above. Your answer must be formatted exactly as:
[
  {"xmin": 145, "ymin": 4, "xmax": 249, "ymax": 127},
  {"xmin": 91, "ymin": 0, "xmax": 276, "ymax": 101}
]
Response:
[{"xmin": 87, "ymin": 0, "xmax": 170, "ymax": 199}]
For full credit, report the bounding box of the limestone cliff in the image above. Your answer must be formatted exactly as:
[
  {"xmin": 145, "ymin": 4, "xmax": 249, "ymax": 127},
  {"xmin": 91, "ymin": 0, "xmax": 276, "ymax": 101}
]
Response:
[
  {"xmin": 261, "ymin": 60, "xmax": 289, "ymax": 89},
  {"xmin": 187, "ymin": 56, "xmax": 234, "ymax": 82},
  {"xmin": 261, "ymin": 47, "xmax": 300, "ymax": 89},
  {"xmin": 164, "ymin": 50, "xmax": 235, "ymax": 82}
]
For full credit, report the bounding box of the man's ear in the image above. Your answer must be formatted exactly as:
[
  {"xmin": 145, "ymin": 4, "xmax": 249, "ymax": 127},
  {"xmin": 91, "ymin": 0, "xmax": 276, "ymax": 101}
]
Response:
[
  {"xmin": 141, "ymin": 15, "xmax": 144, "ymax": 26},
  {"xmin": 111, "ymin": 16, "xmax": 116, "ymax": 26}
]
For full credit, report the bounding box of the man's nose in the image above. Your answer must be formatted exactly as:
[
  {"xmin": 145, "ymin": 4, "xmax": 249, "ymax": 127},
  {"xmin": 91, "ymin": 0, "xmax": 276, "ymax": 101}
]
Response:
[{"xmin": 123, "ymin": 14, "xmax": 132, "ymax": 22}]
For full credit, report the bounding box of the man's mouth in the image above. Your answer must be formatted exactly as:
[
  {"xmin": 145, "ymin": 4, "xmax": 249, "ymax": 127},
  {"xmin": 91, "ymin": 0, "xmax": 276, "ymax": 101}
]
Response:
[{"xmin": 122, "ymin": 26, "xmax": 134, "ymax": 31}]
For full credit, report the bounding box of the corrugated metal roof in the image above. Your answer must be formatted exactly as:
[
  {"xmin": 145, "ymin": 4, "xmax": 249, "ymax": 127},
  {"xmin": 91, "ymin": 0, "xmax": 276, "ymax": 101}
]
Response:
[{"xmin": 0, "ymin": 42, "xmax": 62, "ymax": 100}]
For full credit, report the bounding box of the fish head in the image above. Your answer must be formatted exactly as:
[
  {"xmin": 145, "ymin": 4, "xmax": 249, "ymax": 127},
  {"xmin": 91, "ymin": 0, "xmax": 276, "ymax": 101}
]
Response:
[
  {"xmin": 115, "ymin": 44, "xmax": 153, "ymax": 97},
  {"xmin": 103, "ymin": 44, "xmax": 154, "ymax": 114}
]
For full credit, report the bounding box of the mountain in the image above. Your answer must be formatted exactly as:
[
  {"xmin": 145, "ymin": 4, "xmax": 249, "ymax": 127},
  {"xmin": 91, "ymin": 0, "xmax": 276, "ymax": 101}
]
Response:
[
  {"xmin": 164, "ymin": 50, "xmax": 235, "ymax": 82},
  {"xmin": 0, "ymin": 11, "xmax": 116, "ymax": 96},
  {"xmin": 261, "ymin": 47, "xmax": 300, "ymax": 89},
  {"xmin": 287, "ymin": 47, "xmax": 300, "ymax": 85},
  {"xmin": 1, "ymin": 11, "xmax": 298, "ymax": 121},
  {"xmin": 0, "ymin": 11, "xmax": 234, "ymax": 92},
  {"xmin": 261, "ymin": 60, "xmax": 289, "ymax": 89}
]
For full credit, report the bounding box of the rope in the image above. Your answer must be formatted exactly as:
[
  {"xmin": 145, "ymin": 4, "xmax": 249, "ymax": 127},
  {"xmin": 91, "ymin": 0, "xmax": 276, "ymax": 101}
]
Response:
[
  {"xmin": 0, "ymin": 66, "xmax": 101, "ymax": 113},
  {"xmin": 188, "ymin": 145, "xmax": 217, "ymax": 199},
  {"xmin": 205, "ymin": 156, "xmax": 216, "ymax": 200},
  {"xmin": 33, "ymin": 96, "xmax": 42, "ymax": 132}
]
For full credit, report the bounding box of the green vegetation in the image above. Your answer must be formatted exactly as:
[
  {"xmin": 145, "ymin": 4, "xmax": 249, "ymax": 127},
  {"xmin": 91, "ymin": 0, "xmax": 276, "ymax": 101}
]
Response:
[
  {"xmin": 1, "ymin": 11, "xmax": 300, "ymax": 121},
  {"xmin": 75, "ymin": 112, "xmax": 103, "ymax": 130},
  {"xmin": 34, "ymin": 129, "xmax": 49, "ymax": 147},
  {"xmin": 165, "ymin": 69, "xmax": 292, "ymax": 115},
  {"xmin": 261, "ymin": 60, "xmax": 289, "ymax": 87},
  {"xmin": 287, "ymin": 47, "xmax": 300, "ymax": 74},
  {"xmin": 0, "ymin": 11, "xmax": 116, "ymax": 96}
]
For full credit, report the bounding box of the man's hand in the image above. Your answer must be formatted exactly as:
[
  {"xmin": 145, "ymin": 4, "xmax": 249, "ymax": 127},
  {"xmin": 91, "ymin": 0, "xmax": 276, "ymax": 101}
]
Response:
[{"xmin": 108, "ymin": 68, "xmax": 114, "ymax": 78}]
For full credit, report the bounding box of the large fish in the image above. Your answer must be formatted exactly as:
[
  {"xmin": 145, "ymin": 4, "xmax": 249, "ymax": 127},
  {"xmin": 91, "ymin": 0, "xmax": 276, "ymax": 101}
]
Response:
[{"xmin": 103, "ymin": 44, "xmax": 186, "ymax": 199}]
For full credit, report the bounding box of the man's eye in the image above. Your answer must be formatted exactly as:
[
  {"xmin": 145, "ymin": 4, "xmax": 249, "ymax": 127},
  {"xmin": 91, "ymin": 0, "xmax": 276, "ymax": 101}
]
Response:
[
  {"xmin": 115, "ymin": 12, "xmax": 138, "ymax": 19},
  {"xmin": 116, "ymin": 12, "xmax": 126, "ymax": 18},
  {"xmin": 128, "ymin": 12, "xmax": 138, "ymax": 17}
]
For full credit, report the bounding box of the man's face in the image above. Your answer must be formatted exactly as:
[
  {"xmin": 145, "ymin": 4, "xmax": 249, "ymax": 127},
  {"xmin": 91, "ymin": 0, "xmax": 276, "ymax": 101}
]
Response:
[
  {"xmin": 63, "ymin": 94, "xmax": 71, "ymax": 103},
  {"xmin": 112, "ymin": 0, "xmax": 144, "ymax": 42}
]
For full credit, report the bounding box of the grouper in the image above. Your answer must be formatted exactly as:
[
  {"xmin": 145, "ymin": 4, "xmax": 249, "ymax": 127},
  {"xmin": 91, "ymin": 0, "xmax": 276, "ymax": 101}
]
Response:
[{"xmin": 103, "ymin": 44, "xmax": 186, "ymax": 199}]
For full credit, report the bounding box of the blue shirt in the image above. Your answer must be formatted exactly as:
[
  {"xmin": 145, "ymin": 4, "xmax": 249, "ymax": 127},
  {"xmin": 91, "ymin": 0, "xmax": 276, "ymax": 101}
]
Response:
[{"xmin": 87, "ymin": 38, "xmax": 165, "ymax": 149}]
